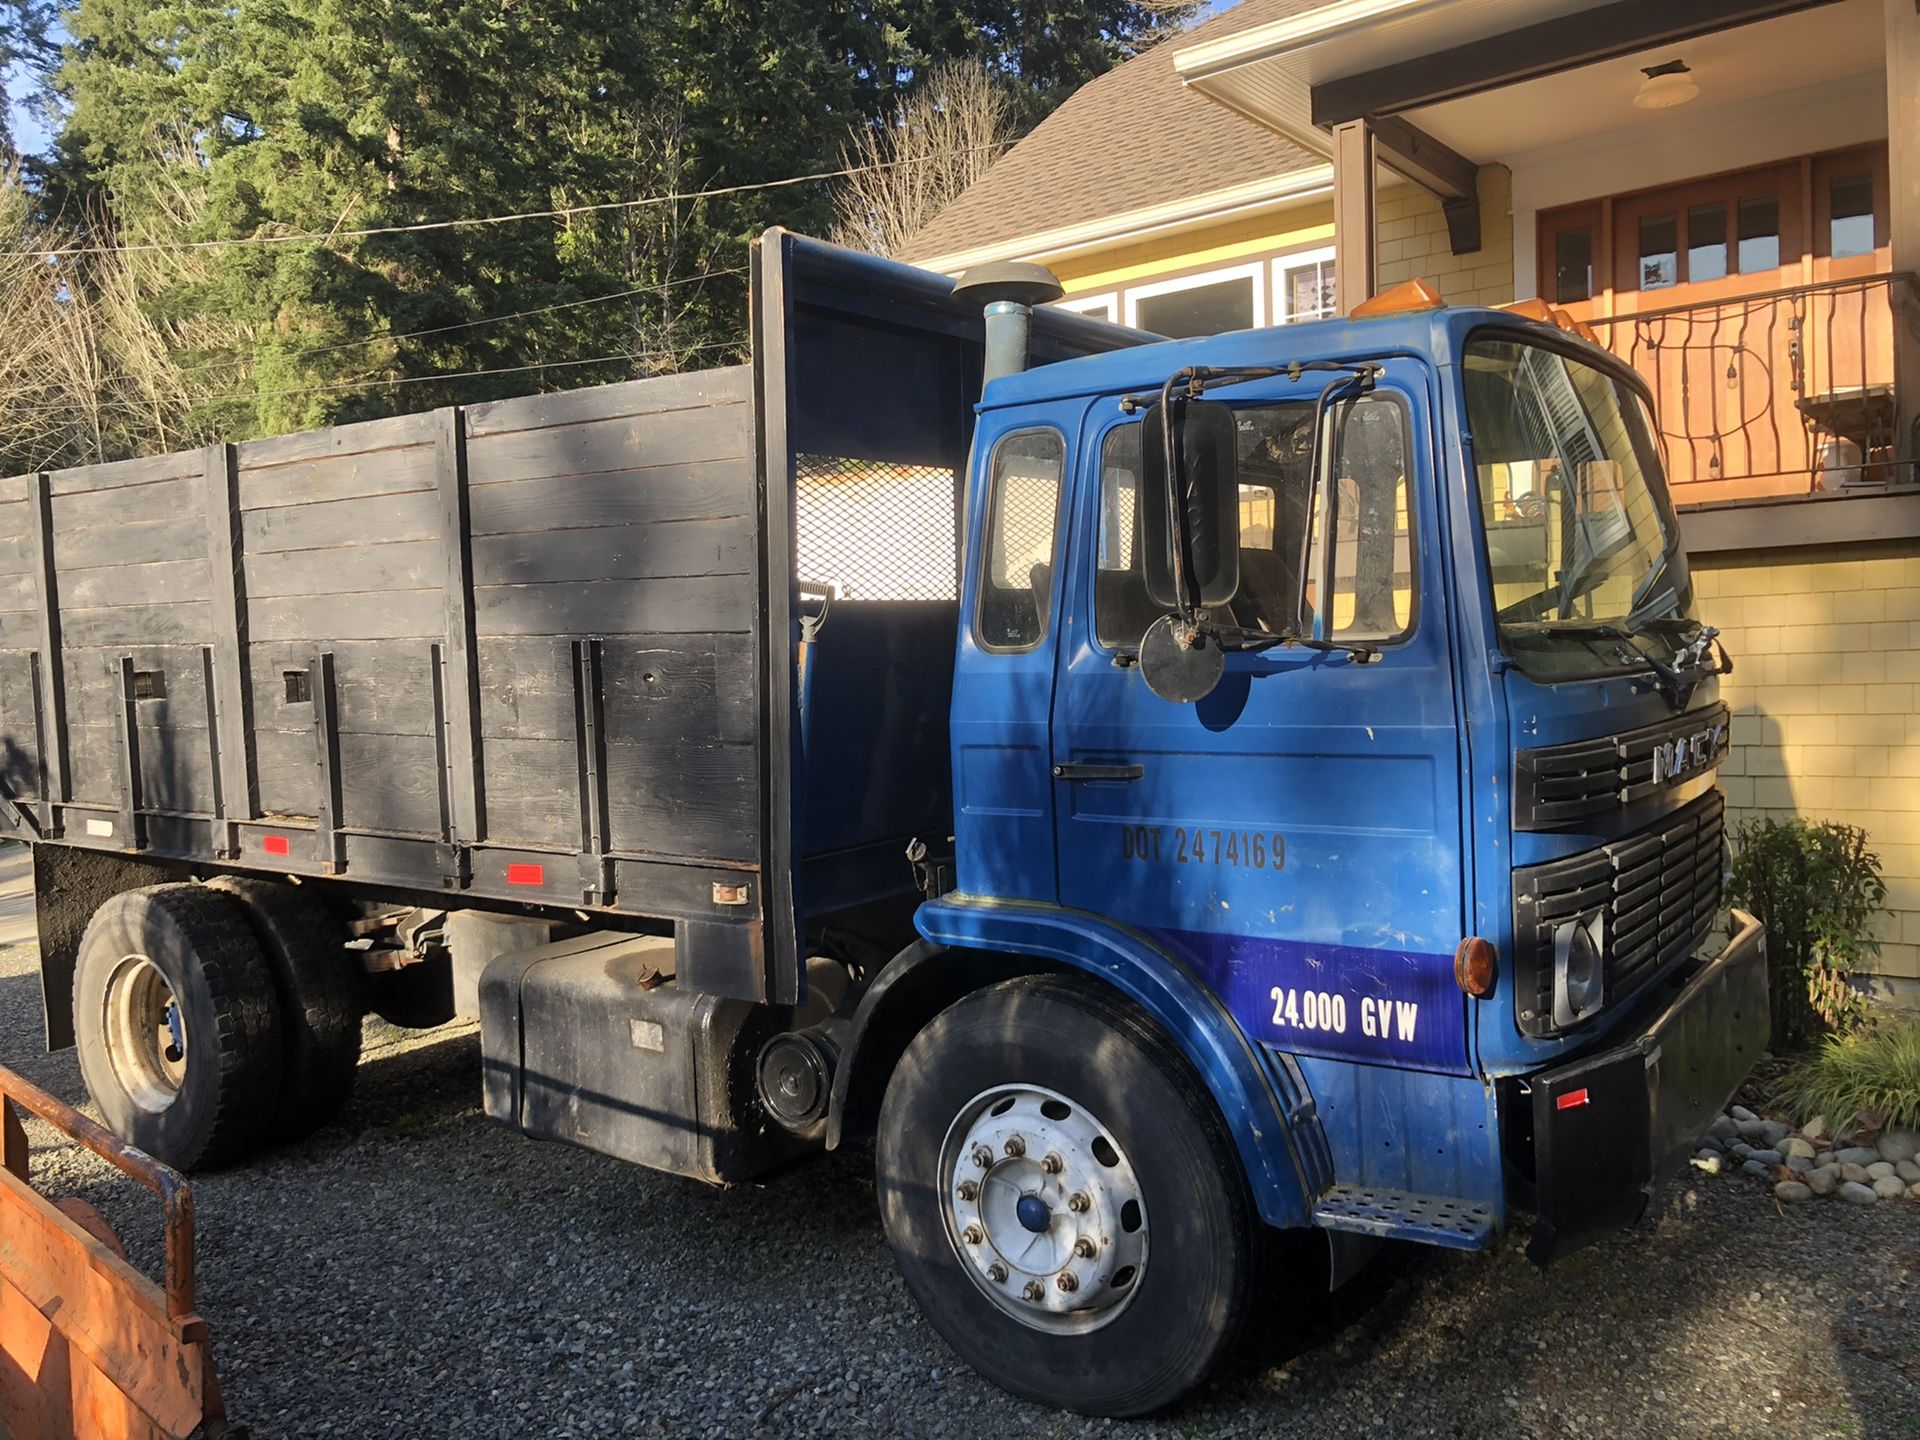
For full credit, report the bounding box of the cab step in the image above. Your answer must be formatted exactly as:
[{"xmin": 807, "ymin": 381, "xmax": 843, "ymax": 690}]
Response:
[{"xmin": 1310, "ymin": 1185, "xmax": 1496, "ymax": 1250}]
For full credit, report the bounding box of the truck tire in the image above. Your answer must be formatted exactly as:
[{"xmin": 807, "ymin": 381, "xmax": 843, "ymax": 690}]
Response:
[
  {"xmin": 207, "ymin": 877, "xmax": 363, "ymax": 1143},
  {"xmin": 876, "ymin": 975, "xmax": 1258, "ymax": 1417},
  {"xmin": 72, "ymin": 885, "xmax": 283, "ymax": 1172}
]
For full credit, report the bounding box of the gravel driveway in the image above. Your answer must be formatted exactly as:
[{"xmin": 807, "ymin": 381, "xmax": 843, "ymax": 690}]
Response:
[{"xmin": 0, "ymin": 938, "xmax": 1914, "ymax": 1440}]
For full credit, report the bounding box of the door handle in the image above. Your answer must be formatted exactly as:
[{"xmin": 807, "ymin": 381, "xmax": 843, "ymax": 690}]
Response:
[{"xmin": 1052, "ymin": 762, "xmax": 1144, "ymax": 782}]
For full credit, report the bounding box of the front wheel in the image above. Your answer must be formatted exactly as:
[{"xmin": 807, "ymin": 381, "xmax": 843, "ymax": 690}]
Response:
[{"xmin": 876, "ymin": 976, "xmax": 1258, "ymax": 1417}]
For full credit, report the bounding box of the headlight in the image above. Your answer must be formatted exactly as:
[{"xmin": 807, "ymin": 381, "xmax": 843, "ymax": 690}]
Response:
[{"xmin": 1552, "ymin": 911, "xmax": 1606, "ymax": 1028}]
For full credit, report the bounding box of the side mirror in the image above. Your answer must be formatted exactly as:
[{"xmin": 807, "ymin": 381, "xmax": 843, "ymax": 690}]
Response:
[{"xmin": 1140, "ymin": 399, "xmax": 1240, "ymax": 611}]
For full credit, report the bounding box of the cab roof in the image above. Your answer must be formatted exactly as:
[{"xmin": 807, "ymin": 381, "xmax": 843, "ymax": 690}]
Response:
[{"xmin": 979, "ymin": 306, "xmax": 1603, "ymax": 411}]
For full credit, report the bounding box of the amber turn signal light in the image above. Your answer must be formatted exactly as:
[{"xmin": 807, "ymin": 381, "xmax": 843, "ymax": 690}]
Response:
[{"xmin": 1454, "ymin": 936, "xmax": 1497, "ymax": 998}]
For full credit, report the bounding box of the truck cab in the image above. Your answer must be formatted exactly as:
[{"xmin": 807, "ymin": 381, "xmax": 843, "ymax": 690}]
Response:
[{"xmin": 847, "ymin": 282, "xmax": 1765, "ymax": 1412}]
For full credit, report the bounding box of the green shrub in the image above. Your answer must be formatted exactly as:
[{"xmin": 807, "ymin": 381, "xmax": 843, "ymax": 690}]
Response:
[
  {"xmin": 1726, "ymin": 817, "xmax": 1885, "ymax": 1050},
  {"xmin": 1771, "ymin": 1022, "xmax": 1920, "ymax": 1135}
]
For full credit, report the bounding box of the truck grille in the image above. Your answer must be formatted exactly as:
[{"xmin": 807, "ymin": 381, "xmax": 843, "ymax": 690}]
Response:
[
  {"xmin": 1514, "ymin": 702, "xmax": 1730, "ymax": 830},
  {"xmin": 1513, "ymin": 789, "xmax": 1726, "ymax": 1037}
]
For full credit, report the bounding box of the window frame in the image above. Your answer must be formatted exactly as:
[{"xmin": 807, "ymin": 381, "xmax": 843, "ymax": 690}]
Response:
[
  {"xmin": 1124, "ymin": 260, "xmax": 1268, "ymax": 334},
  {"xmin": 1054, "ymin": 291, "xmax": 1119, "ymax": 323},
  {"xmin": 1308, "ymin": 387, "xmax": 1422, "ymax": 646},
  {"xmin": 1081, "ymin": 387, "xmax": 1423, "ymax": 657},
  {"xmin": 973, "ymin": 425, "xmax": 1068, "ymax": 656},
  {"xmin": 1272, "ymin": 246, "xmax": 1338, "ymax": 324}
]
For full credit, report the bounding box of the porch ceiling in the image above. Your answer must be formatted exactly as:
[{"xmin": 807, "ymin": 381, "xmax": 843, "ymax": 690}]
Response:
[
  {"xmin": 1407, "ymin": 0, "xmax": 1884, "ymax": 162},
  {"xmin": 1172, "ymin": 0, "xmax": 1856, "ymax": 162}
]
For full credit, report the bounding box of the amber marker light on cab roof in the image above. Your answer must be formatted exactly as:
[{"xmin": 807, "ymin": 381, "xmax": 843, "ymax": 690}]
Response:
[
  {"xmin": 1454, "ymin": 936, "xmax": 1497, "ymax": 998},
  {"xmin": 1349, "ymin": 278, "xmax": 1445, "ymax": 319},
  {"xmin": 1497, "ymin": 297, "xmax": 1602, "ymax": 345}
]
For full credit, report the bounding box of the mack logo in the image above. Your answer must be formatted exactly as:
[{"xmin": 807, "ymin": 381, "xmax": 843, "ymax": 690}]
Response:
[{"xmin": 1651, "ymin": 722, "xmax": 1727, "ymax": 785}]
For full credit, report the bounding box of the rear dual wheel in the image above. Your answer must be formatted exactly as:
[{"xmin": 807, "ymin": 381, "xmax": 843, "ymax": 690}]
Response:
[
  {"xmin": 73, "ymin": 881, "xmax": 360, "ymax": 1171},
  {"xmin": 876, "ymin": 976, "xmax": 1259, "ymax": 1417}
]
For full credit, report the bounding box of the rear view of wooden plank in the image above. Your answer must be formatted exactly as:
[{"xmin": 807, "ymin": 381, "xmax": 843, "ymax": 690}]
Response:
[
  {"xmin": 25, "ymin": 474, "xmax": 65, "ymax": 829},
  {"xmin": 203, "ymin": 444, "xmax": 253, "ymax": 854},
  {"xmin": 436, "ymin": 408, "xmax": 485, "ymax": 851}
]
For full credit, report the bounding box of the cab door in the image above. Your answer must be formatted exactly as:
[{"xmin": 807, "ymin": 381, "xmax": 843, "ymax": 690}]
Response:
[
  {"xmin": 950, "ymin": 408, "xmax": 1087, "ymax": 902},
  {"xmin": 1049, "ymin": 365, "xmax": 1472, "ymax": 1073}
]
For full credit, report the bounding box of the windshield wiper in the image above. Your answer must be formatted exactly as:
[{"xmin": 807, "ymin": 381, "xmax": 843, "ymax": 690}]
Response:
[{"xmin": 1210, "ymin": 621, "xmax": 1379, "ymax": 662}]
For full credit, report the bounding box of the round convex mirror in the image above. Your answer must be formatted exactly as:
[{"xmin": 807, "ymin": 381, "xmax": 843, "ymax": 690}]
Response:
[{"xmin": 1138, "ymin": 614, "xmax": 1225, "ymax": 704}]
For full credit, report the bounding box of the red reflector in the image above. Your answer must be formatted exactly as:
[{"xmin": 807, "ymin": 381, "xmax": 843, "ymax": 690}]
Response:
[
  {"xmin": 506, "ymin": 863, "xmax": 545, "ymax": 886},
  {"xmin": 1556, "ymin": 1088, "xmax": 1590, "ymax": 1111},
  {"xmin": 262, "ymin": 834, "xmax": 291, "ymax": 857}
]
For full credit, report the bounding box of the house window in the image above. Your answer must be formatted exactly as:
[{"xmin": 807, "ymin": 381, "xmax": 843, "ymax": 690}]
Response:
[
  {"xmin": 1126, "ymin": 262, "xmax": 1265, "ymax": 337},
  {"xmin": 1275, "ymin": 247, "xmax": 1337, "ymax": 322},
  {"xmin": 1056, "ymin": 292, "xmax": 1119, "ymax": 323}
]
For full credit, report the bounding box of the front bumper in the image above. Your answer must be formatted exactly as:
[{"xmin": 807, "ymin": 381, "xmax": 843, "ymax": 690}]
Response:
[{"xmin": 1523, "ymin": 908, "xmax": 1767, "ymax": 1262}]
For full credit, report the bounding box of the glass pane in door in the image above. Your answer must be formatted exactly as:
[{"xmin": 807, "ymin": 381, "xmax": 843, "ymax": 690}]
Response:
[
  {"xmin": 1553, "ymin": 227, "xmax": 1593, "ymax": 302},
  {"xmin": 1686, "ymin": 202, "xmax": 1728, "ymax": 282},
  {"xmin": 1829, "ymin": 174, "xmax": 1874, "ymax": 258},
  {"xmin": 1736, "ymin": 195, "xmax": 1780, "ymax": 271},
  {"xmin": 1638, "ymin": 213, "xmax": 1677, "ymax": 290}
]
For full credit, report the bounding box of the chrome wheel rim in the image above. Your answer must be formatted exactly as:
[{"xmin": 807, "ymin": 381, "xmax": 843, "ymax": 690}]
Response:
[
  {"xmin": 102, "ymin": 954, "xmax": 187, "ymax": 1114},
  {"xmin": 939, "ymin": 1083, "xmax": 1148, "ymax": 1334}
]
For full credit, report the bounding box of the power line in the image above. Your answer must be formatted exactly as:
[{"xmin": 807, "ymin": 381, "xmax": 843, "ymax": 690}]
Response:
[
  {"xmin": 8, "ymin": 144, "xmax": 1008, "ymax": 260},
  {"xmin": 175, "ymin": 265, "xmax": 748, "ymax": 375}
]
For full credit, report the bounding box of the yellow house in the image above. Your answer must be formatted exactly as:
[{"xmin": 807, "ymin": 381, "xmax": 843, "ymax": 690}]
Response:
[{"xmin": 904, "ymin": 0, "xmax": 1920, "ymax": 995}]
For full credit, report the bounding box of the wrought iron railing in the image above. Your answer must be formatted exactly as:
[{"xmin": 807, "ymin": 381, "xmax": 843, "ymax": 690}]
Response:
[{"xmin": 1585, "ymin": 272, "xmax": 1918, "ymax": 504}]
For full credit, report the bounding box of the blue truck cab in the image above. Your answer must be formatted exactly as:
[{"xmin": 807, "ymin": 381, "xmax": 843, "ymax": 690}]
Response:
[{"xmin": 832, "ymin": 270, "xmax": 1767, "ymax": 1414}]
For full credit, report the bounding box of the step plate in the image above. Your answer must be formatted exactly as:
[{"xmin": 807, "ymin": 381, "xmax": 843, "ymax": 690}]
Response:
[{"xmin": 1311, "ymin": 1185, "xmax": 1496, "ymax": 1250}]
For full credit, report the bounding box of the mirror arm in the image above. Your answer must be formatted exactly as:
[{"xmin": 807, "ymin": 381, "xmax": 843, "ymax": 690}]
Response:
[{"xmin": 1158, "ymin": 368, "xmax": 1197, "ymax": 626}]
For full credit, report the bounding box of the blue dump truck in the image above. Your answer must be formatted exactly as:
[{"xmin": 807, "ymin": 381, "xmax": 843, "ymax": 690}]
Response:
[{"xmin": 0, "ymin": 230, "xmax": 1764, "ymax": 1417}]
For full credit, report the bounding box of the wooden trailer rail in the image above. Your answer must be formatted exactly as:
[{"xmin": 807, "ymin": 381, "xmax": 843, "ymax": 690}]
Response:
[{"xmin": 0, "ymin": 1062, "xmax": 239, "ymax": 1439}]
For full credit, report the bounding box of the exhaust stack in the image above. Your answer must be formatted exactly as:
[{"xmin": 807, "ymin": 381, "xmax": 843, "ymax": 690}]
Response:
[{"xmin": 953, "ymin": 261, "xmax": 1065, "ymax": 383}]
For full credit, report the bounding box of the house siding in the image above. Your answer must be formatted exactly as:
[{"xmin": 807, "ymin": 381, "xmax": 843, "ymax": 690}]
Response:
[
  {"xmin": 1377, "ymin": 166, "xmax": 1516, "ymax": 308},
  {"xmin": 1052, "ymin": 201, "xmax": 1335, "ymax": 300},
  {"xmin": 1695, "ymin": 542, "xmax": 1920, "ymax": 988}
]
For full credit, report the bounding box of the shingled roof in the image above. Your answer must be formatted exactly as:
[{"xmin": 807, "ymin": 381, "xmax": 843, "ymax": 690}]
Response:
[{"xmin": 901, "ymin": 0, "xmax": 1338, "ymax": 265}]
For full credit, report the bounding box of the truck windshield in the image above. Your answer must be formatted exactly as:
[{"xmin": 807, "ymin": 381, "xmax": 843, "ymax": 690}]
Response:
[{"xmin": 1464, "ymin": 336, "xmax": 1696, "ymax": 679}]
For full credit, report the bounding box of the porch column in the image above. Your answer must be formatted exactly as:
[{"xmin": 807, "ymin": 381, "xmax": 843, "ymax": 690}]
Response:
[
  {"xmin": 1334, "ymin": 119, "xmax": 1377, "ymax": 315},
  {"xmin": 1888, "ymin": 0, "xmax": 1920, "ymax": 481}
]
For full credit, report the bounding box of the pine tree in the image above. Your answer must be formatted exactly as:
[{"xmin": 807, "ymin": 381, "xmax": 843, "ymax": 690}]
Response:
[{"xmin": 49, "ymin": 0, "xmax": 1196, "ymax": 440}]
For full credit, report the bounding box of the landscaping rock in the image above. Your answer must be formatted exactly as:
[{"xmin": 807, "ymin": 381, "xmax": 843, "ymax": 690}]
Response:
[
  {"xmin": 1841, "ymin": 1163, "xmax": 1872, "ymax": 1183},
  {"xmin": 1730, "ymin": 1104, "xmax": 1759, "ymax": 1124},
  {"xmin": 1773, "ymin": 1181, "xmax": 1812, "ymax": 1204},
  {"xmin": 1866, "ymin": 1161, "xmax": 1896, "ymax": 1181},
  {"xmin": 1738, "ymin": 1120, "xmax": 1791, "ymax": 1147},
  {"xmin": 1746, "ymin": 1148, "xmax": 1784, "ymax": 1167},
  {"xmin": 1834, "ymin": 1146, "xmax": 1881, "ymax": 1167},
  {"xmin": 1871, "ymin": 1176, "xmax": 1908, "ymax": 1201},
  {"xmin": 1782, "ymin": 1137, "xmax": 1817, "ymax": 1160},
  {"xmin": 1807, "ymin": 1166, "xmax": 1840, "ymax": 1196},
  {"xmin": 1697, "ymin": 1132, "xmax": 1726, "ymax": 1154},
  {"xmin": 1730, "ymin": 1142, "xmax": 1754, "ymax": 1160},
  {"xmin": 1801, "ymin": 1115, "xmax": 1828, "ymax": 1141},
  {"xmin": 1707, "ymin": 1115, "xmax": 1739, "ymax": 1144},
  {"xmin": 1690, "ymin": 1152, "xmax": 1723, "ymax": 1175},
  {"xmin": 1878, "ymin": 1131, "xmax": 1920, "ymax": 1165},
  {"xmin": 1838, "ymin": 1181, "xmax": 1879, "ymax": 1206},
  {"xmin": 1897, "ymin": 1159, "xmax": 1920, "ymax": 1184},
  {"xmin": 1740, "ymin": 1159, "xmax": 1771, "ymax": 1178},
  {"xmin": 1911, "ymin": 1180, "xmax": 1920, "ymax": 1200},
  {"xmin": 1785, "ymin": 1155, "xmax": 1814, "ymax": 1174}
]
